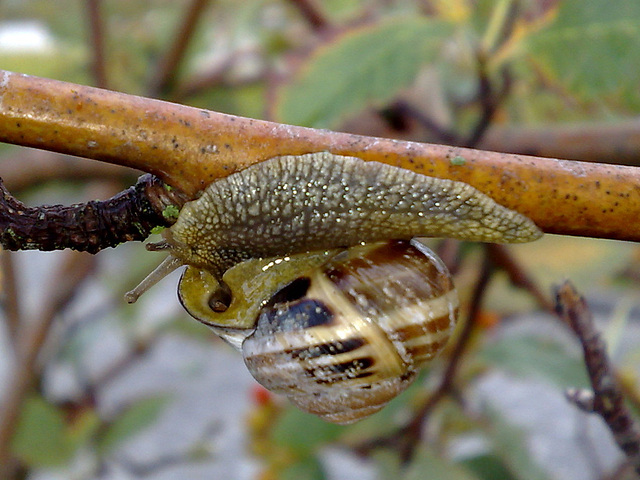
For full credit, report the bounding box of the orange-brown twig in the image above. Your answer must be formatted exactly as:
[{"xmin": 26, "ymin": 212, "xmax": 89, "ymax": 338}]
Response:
[{"xmin": 1, "ymin": 71, "xmax": 640, "ymax": 241}]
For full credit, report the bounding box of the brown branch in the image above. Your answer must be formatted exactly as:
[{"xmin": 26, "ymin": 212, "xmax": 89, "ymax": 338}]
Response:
[
  {"xmin": 0, "ymin": 251, "xmax": 96, "ymax": 478},
  {"xmin": 172, "ymin": 48, "xmax": 264, "ymax": 102},
  {"xmin": 0, "ymin": 250, "xmax": 21, "ymax": 341},
  {"xmin": 480, "ymin": 119, "xmax": 640, "ymax": 166},
  {"xmin": 384, "ymin": 100, "xmax": 461, "ymax": 145},
  {"xmin": 0, "ymin": 150, "xmax": 139, "ymax": 192},
  {"xmin": 288, "ymin": 0, "xmax": 329, "ymax": 30},
  {"xmin": 146, "ymin": 0, "xmax": 211, "ymax": 98},
  {"xmin": 0, "ymin": 174, "xmax": 188, "ymax": 253},
  {"xmin": 555, "ymin": 281, "xmax": 640, "ymax": 475},
  {"xmin": 85, "ymin": 0, "xmax": 108, "ymax": 89},
  {"xmin": 1, "ymin": 71, "xmax": 640, "ymax": 241}
]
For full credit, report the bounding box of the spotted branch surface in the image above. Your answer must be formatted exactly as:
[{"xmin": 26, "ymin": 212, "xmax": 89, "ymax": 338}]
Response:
[
  {"xmin": 0, "ymin": 174, "xmax": 188, "ymax": 253},
  {"xmin": 1, "ymin": 70, "xmax": 640, "ymax": 241},
  {"xmin": 555, "ymin": 281, "xmax": 640, "ymax": 474}
]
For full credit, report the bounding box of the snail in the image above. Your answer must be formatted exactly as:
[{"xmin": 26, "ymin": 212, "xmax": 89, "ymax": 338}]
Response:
[{"xmin": 125, "ymin": 152, "xmax": 542, "ymax": 423}]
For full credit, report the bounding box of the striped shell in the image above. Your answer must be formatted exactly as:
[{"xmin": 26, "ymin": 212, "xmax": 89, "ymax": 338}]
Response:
[{"xmin": 242, "ymin": 239, "xmax": 458, "ymax": 424}]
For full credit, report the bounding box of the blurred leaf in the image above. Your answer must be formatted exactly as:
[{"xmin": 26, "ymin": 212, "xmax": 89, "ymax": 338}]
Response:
[
  {"xmin": 524, "ymin": 0, "xmax": 640, "ymax": 98},
  {"xmin": 271, "ymin": 407, "xmax": 344, "ymax": 456},
  {"xmin": 371, "ymin": 449, "xmax": 403, "ymax": 480},
  {"xmin": 480, "ymin": 335, "xmax": 589, "ymax": 389},
  {"xmin": 98, "ymin": 395, "xmax": 170, "ymax": 454},
  {"xmin": 66, "ymin": 408, "xmax": 102, "ymax": 452},
  {"xmin": 404, "ymin": 448, "xmax": 479, "ymax": 480},
  {"xmin": 461, "ymin": 453, "xmax": 517, "ymax": 480},
  {"xmin": 282, "ymin": 455, "xmax": 326, "ymax": 480},
  {"xmin": 482, "ymin": 409, "xmax": 551, "ymax": 480},
  {"xmin": 12, "ymin": 396, "xmax": 73, "ymax": 467},
  {"xmin": 275, "ymin": 17, "xmax": 452, "ymax": 128}
]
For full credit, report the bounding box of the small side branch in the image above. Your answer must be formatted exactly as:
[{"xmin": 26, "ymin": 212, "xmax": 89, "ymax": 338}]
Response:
[
  {"xmin": 0, "ymin": 174, "xmax": 188, "ymax": 253},
  {"xmin": 555, "ymin": 281, "xmax": 640, "ymax": 474}
]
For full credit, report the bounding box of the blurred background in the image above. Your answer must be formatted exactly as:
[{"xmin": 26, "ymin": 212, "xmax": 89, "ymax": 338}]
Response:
[{"xmin": 1, "ymin": 1, "xmax": 640, "ymax": 479}]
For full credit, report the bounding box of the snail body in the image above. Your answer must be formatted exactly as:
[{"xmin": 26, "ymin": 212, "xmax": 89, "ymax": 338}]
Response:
[
  {"xmin": 163, "ymin": 152, "xmax": 541, "ymax": 278},
  {"xmin": 126, "ymin": 152, "xmax": 542, "ymax": 423}
]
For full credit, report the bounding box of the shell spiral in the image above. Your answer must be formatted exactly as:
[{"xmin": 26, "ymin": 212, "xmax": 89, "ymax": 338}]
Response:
[{"xmin": 242, "ymin": 239, "xmax": 458, "ymax": 424}]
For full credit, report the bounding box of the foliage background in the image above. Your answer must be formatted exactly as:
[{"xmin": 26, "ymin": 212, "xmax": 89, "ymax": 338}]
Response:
[{"xmin": 0, "ymin": 0, "xmax": 639, "ymax": 479}]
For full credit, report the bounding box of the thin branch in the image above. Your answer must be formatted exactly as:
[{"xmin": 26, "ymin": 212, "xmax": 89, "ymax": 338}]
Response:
[
  {"xmin": 555, "ymin": 281, "xmax": 640, "ymax": 475},
  {"xmin": 0, "ymin": 251, "xmax": 96, "ymax": 477},
  {"xmin": 1, "ymin": 71, "xmax": 640, "ymax": 241},
  {"xmin": 86, "ymin": 0, "xmax": 108, "ymax": 89},
  {"xmin": 0, "ymin": 250, "xmax": 21, "ymax": 341},
  {"xmin": 385, "ymin": 100, "xmax": 462, "ymax": 145},
  {"xmin": 480, "ymin": 119, "xmax": 640, "ymax": 166},
  {"xmin": 147, "ymin": 0, "xmax": 211, "ymax": 98},
  {"xmin": 0, "ymin": 150, "xmax": 139, "ymax": 192},
  {"xmin": 172, "ymin": 48, "xmax": 264, "ymax": 101},
  {"xmin": 0, "ymin": 174, "xmax": 188, "ymax": 253},
  {"xmin": 462, "ymin": 61, "xmax": 512, "ymax": 148},
  {"xmin": 288, "ymin": 0, "xmax": 329, "ymax": 30}
]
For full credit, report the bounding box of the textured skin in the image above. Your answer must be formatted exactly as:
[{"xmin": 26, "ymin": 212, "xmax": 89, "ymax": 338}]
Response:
[{"xmin": 165, "ymin": 152, "xmax": 542, "ymax": 276}]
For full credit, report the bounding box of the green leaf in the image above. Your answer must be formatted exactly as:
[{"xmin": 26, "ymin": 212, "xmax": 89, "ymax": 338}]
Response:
[
  {"xmin": 271, "ymin": 407, "xmax": 344, "ymax": 456},
  {"xmin": 66, "ymin": 408, "xmax": 102, "ymax": 453},
  {"xmin": 282, "ymin": 456, "xmax": 326, "ymax": 480},
  {"xmin": 98, "ymin": 396, "xmax": 170, "ymax": 454},
  {"xmin": 461, "ymin": 453, "xmax": 517, "ymax": 480},
  {"xmin": 479, "ymin": 335, "xmax": 589, "ymax": 389},
  {"xmin": 403, "ymin": 448, "xmax": 480, "ymax": 480},
  {"xmin": 524, "ymin": 0, "xmax": 640, "ymax": 98},
  {"xmin": 275, "ymin": 18, "xmax": 452, "ymax": 128},
  {"xmin": 11, "ymin": 396, "xmax": 74, "ymax": 467},
  {"xmin": 371, "ymin": 449, "xmax": 403, "ymax": 480},
  {"xmin": 482, "ymin": 409, "xmax": 552, "ymax": 480}
]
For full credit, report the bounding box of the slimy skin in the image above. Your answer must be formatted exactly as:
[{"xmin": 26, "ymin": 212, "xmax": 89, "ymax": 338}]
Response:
[{"xmin": 165, "ymin": 152, "xmax": 542, "ymax": 277}]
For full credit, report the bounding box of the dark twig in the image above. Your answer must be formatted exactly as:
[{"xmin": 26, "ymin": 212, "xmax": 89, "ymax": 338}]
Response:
[
  {"xmin": 387, "ymin": 100, "xmax": 462, "ymax": 145},
  {"xmin": 462, "ymin": 59, "xmax": 512, "ymax": 148},
  {"xmin": 288, "ymin": 0, "xmax": 329, "ymax": 30},
  {"xmin": 147, "ymin": 0, "xmax": 211, "ymax": 98},
  {"xmin": 86, "ymin": 0, "xmax": 108, "ymax": 89},
  {"xmin": 0, "ymin": 174, "xmax": 188, "ymax": 253},
  {"xmin": 555, "ymin": 281, "xmax": 640, "ymax": 474}
]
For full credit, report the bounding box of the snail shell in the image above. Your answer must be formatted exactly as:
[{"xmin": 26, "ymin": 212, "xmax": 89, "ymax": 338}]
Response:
[
  {"xmin": 241, "ymin": 239, "xmax": 458, "ymax": 424},
  {"xmin": 125, "ymin": 152, "xmax": 542, "ymax": 423}
]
